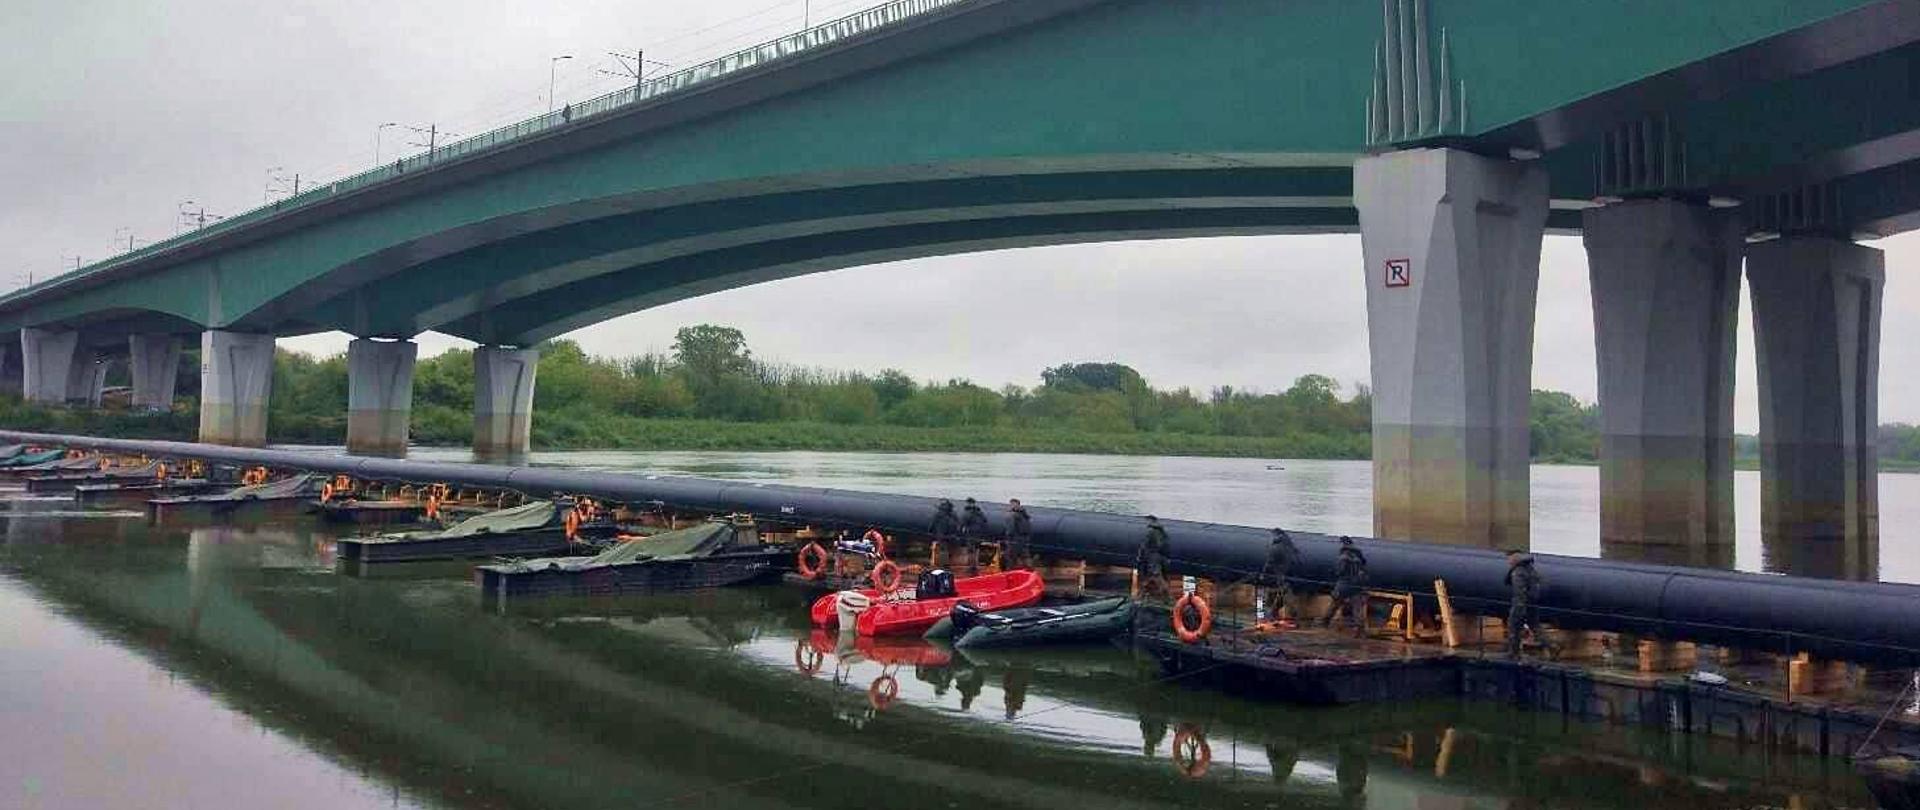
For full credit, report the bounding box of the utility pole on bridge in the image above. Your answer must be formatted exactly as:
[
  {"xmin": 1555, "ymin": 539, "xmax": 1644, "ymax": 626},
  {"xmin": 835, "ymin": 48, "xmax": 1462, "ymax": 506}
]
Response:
[
  {"xmin": 112, "ymin": 228, "xmax": 144, "ymax": 254},
  {"xmin": 604, "ymin": 50, "xmax": 671, "ymax": 93},
  {"xmin": 176, "ymin": 201, "xmax": 224, "ymax": 233},
  {"xmin": 404, "ymin": 124, "xmax": 452, "ymax": 162}
]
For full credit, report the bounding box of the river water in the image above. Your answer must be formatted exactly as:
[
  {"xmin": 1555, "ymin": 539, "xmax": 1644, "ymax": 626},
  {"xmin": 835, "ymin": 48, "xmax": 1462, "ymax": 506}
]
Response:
[{"xmin": 1, "ymin": 451, "xmax": 1907, "ymax": 809}]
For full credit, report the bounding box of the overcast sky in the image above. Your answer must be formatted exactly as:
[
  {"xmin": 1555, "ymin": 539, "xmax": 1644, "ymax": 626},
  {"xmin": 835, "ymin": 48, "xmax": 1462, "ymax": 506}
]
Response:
[{"xmin": 3, "ymin": 0, "xmax": 1914, "ymax": 434}]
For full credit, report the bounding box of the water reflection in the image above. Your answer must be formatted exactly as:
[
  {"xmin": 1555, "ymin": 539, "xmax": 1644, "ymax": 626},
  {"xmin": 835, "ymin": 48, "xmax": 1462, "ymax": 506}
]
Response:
[
  {"xmin": 0, "ymin": 465, "xmax": 1903, "ymax": 810},
  {"xmin": 1599, "ymin": 539, "xmax": 1735, "ymax": 570}
]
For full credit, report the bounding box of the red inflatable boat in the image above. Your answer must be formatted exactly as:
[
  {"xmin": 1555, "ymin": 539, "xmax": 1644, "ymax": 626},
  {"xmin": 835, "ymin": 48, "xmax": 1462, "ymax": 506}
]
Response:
[{"xmin": 810, "ymin": 570, "xmax": 1045, "ymax": 636}]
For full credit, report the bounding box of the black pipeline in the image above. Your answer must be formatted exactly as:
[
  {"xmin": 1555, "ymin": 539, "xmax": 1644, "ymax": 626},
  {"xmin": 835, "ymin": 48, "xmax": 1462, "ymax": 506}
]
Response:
[{"xmin": 6, "ymin": 429, "xmax": 1918, "ymax": 666}]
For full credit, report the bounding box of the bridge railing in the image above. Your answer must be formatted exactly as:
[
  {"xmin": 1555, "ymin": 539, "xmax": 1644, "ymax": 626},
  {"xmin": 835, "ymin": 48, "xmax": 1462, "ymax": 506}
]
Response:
[{"xmin": 3, "ymin": 0, "xmax": 975, "ymax": 305}]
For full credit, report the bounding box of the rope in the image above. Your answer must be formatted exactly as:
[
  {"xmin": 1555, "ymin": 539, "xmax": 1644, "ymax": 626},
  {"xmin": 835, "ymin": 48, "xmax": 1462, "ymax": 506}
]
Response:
[{"xmin": 1855, "ymin": 670, "xmax": 1920, "ymax": 759}]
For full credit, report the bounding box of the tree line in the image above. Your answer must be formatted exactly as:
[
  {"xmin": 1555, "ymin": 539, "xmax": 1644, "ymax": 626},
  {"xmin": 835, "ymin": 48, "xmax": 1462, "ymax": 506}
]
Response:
[
  {"xmin": 268, "ymin": 323, "xmax": 1585, "ymax": 459},
  {"xmin": 16, "ymin": 322, "xmax": 1920, "ymax": 467}
]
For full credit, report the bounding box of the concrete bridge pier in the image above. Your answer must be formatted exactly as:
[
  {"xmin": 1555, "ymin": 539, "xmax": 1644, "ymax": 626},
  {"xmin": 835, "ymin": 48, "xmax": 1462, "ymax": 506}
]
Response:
[
  {"xmin": 128, "ymin": 334, "xmax": 183, "ymax": 411},
  {"xmin": 1746, "ymin": 237, "xmax": 1883, "ymax": 580},
  {"xmin": 1353, "ymin": 148, "xmax": 1548, "ymax": 549},
  {"xmin": 0, "ymin": 339, "xmax": 21, "ymax": 398},
  {"xmin": 198, "ymin": 331, "xmax": 275, "ymax": 447},
  {"xmin": 346, "ymin": 338, "xmax": 417, "ymax": 457},
  {"xmin": 68, "ymin": 349, "xmax": 108, "ymax": 407},
  {"xmin": 473, "ymin": 346, "xmax": 538, "ymax": 460},
  {"xmin": 19, "ymin": 328, "xmax": 105, "ymax": 405},
  {"xmin": 1583, "ymin": 200, "xmax": 1739, "ymax": 566}
]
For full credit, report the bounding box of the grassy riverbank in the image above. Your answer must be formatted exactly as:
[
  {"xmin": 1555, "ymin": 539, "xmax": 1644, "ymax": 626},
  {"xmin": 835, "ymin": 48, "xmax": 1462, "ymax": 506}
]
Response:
[
  {"xmin": 3, "ymin": 401, "xmax": 1360, "ymax": 459},
  {"xmin": 502, "ymin": 415, "xmax": 1365, "ymax": 457},
  {"xmin": 10, "ymin": 396, "xmax": 1920, "ymax": 470}
]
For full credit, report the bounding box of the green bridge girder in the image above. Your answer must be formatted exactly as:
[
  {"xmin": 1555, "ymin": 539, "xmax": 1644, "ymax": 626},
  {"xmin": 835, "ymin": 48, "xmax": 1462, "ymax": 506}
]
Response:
[{"xmin": 0, "ymin": 0, "xmax": 1911, "ymax": 344}]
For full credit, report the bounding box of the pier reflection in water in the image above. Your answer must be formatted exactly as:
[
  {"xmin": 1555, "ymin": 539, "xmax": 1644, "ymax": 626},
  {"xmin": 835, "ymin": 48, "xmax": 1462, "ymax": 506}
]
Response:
[{"xmin": 0, "ymin": 454, "xmax": 1907, "ymax": 809}]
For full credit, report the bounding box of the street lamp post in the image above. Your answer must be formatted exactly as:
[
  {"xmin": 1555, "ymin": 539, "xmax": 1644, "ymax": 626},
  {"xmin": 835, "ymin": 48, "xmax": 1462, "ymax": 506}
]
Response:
[{"xmin": 549, "ymin": 55, "xmax": 573, "ymax": 114}]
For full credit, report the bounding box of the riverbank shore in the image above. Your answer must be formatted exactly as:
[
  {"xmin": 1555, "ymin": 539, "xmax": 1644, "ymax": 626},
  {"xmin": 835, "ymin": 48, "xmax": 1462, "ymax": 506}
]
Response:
[{"xmin": 8, "ymin": 398, "xmax": 1919, "ymax": 470}]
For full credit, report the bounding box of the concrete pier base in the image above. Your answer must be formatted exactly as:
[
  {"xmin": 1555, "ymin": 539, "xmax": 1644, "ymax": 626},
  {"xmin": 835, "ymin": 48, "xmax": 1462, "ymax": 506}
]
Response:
[
  {"xmin": 474, "ymin": 346, "xmax": 538, "ymax": 460},
  {"xmin": 198, "ymin": 331, "xmax": 275, "ymax": 447},
  {"xmin": 1583, "ymin": 200, "xmax": 1739, "ymax": 560},
  {"xmin": 0, "ymin": 339, "xmax": 21, "ymax": 398},
  {"xmin": 129, "ymin": 334, "xmax": 184, "ymax": 411},
  {"xmin": 1747, "ymin": 237, "xmax": 1882, "ymax": 580},
  {"xmin": 1354, "ymin": 148, "xmax": 1548, "ymax": 549},
  {"xmin": 346, "ymin": 338, "xmax": 417, "ymax": 457},
  {"xmin": 20, "ymin": 328, "xmax": 93, "ymax": 405},
  {"xmin": 68, "ymin": 349, "xmax": 108, "ymax": 406}
]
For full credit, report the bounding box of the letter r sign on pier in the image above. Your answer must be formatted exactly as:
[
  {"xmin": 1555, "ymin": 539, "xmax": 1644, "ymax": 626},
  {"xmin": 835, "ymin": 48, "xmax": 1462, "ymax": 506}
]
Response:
[{"xmin": 1384, "ymin": 258, "xmax": 1412, "ymax": 288}]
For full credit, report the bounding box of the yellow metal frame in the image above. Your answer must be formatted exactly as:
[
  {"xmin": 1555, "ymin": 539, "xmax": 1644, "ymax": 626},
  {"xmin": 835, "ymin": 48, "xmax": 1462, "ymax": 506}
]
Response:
[{"xmin": 1363, "ymin": 589, "xmax": 1418, "ymax": 641}]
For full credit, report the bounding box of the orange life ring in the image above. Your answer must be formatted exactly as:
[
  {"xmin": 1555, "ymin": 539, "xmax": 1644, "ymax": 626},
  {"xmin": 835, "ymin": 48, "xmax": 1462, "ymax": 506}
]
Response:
[
  {"xmin": 794, "ymin": 640, "xmax": 823, "ymax": 676},
  {"xmin": 65, "ymin": 449, "xmax": 84, "ymax": 459},
  {"xmin": 424, "ymin": 495, "xmax": 440, "ymax": 520},
  {"xmin": 867, "ymin": 674, "xmax": 899, "ymax": 711},
  {"xmin": 862, "ymin": 528, "xmax": 888, "ymax": 559},
  {"xmin": 870, "ymin": 560, "xmax": 902, "ymax": 592},
  {"xmin": 796, "ymin": 542, "xmax": 830, "ymax": 580},
  {"xmin": 1173, "ymin": 593, "xmax": 1213, "ymax": 644},
  {"xmin": 563, "ymin": 509, "xmax": 581, "ymax": 541},
  {"xmin": 1171, "ymin": 724, "xmax": 1211, "ymax": 778},
  {"xmin": 321, "ymin": 483, "xmax": 336, "ymax": 502}
]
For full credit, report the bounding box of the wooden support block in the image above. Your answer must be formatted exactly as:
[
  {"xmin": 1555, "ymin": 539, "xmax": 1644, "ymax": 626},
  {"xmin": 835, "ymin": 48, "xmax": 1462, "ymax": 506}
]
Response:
[
  {"xmin": 1715, "ymin": 646, "xmax": 1769, "ymax": 667},
  {"xmin": 1081, "ymin": 563, "xmax": 1131, "ymax": 592},
  {"xmin": 1037, "ymin": 559, "xmax": 1084, "ymax": 582},
  {"xmin": 1433, "ymin": 579, "xmax": 1458, "ymax": 648},
  {"xmin": 1300, "ymin": 594, "xmax": 1333, "ymax": 621},
  {"xmin": 1217, "ymin": 583, "xmax": 1257, "ymax": 609},
  {"xmin": 1788, "ymin": 654, "xmax": 1863, "ymax": 698},
  {"xmin": 1547, "ymin": 630, "xmax": 1612, "ymax": 660},
  {"xmin": 1637, "ymin": 640, "xmax": 1697, "ymax": 673}
]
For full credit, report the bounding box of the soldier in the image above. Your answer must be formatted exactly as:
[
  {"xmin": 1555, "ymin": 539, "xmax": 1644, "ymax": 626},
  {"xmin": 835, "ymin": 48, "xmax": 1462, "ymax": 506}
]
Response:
[
  {"xmin": 928, "ymin": 499, "xmax": 959, "ymax": 566},
  {"xmin": 958, "ymin": 497, "xmax": 990, "ymax": 572},
  {"xmin": 1262, "ymin": 528, "xmax": 1299, "ymax": 624},
  {"xmin": 959, "ymin": 497, "xmax": 989, "ymax": 541},
  {"xmin": 1505, "ymin": 550, "xmax": 1543, "ymax": 656},
  {"xmin": 1137, "ymin": 515, "xmax": 1171, "ymax": 601},
  {"xmin": 1322, "ymin": 536, "xmax": 1368, "ymax": 634},
  {"xmin": 1004, "ymin": 498, "xmax": 1033, "ymax": 569}
]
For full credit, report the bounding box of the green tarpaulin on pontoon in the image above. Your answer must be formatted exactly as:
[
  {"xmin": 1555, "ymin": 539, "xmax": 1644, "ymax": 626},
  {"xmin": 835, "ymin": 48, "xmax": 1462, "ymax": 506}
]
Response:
[
  {"xmin": 499, "ymin": 521, "xmax": 759, "ymax": 572},
  {"xmin": 4, "ymin": 451, "xmax": 86, "ymax": 470},
  {"xmin": 394, "ymin": 500, "xmax": 557, "ymax": 540},
  {"xmin": 209, "ymin": 473, "xmax": 322, "ymax": 501}
]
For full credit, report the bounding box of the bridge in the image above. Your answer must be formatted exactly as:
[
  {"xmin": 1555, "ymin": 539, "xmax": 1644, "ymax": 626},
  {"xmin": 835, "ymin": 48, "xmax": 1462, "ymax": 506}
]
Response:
[{"xmin": 1, "ymin": 0, "xmax": 1913, "ymax": 563}]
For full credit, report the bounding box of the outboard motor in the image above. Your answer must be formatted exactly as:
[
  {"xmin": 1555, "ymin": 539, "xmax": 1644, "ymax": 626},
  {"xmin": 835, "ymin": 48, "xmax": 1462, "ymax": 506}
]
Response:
[
  {"xmin": 949, "ymin": 600, "xmax": 982, "ymax": 635},
  {"xmin": 835, "ymin": 589, "xmax": 874, "ymax": 629},
  {"xmin": 917, "ymin": 568, "xmax": 956, "ymax": 599}
]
